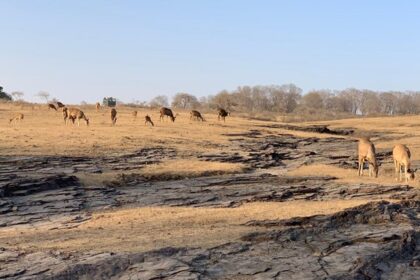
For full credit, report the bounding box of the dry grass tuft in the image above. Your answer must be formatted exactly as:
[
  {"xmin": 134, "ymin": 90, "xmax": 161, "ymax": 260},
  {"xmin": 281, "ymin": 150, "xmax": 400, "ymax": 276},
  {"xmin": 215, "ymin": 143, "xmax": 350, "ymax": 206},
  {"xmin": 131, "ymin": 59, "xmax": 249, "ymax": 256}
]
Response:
[{"xmin": 140, "ymin": 159, "xmax": 245, "ymax": 179}]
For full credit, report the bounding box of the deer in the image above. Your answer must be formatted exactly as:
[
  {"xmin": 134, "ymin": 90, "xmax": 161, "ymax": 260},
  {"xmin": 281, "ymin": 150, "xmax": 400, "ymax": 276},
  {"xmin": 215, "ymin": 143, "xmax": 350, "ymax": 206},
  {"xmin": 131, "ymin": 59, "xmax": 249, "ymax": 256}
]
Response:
[
  {"xmin": 65, "ymin": 108, "xmax": 89, "ymax": 126},
  {"xmin": 48, "ymin": 103, "xmax": 57, "ymax": 111},
  {"xmin": 190, "ymin": 110, "xmax": 205, "ymax": 121},
  {"xmin": 9, "ymin": 113, "xmax": 24, "ymax": 124},
  {"xmin": 96, "ymin": 102, "xmax": 101, "ymax": 112},
  {"xmin": 132, "ymin": 110, "xmax": 138, "ymax": 120},
  {"xmin": 218, "ymin": 108, "xmax": 229, "ymax": 122},
  {"xmin": 145, "ymin": 115, "xmax": 154, "ymax": 126},
  {"xmin": 62, "ymin": 107, "xmax": 69, "ymax": 124},
  {"xmin": 56, "ymin": 102, "xmax": 65, "ymax": 108},
  {"xmin": 159, "ymin": 107, "xmax": 177, "ymax": 122},
  {"xmin": 393, "ymin": 144, "xmax": 416, "ymax": 182},
  {"xmin": 111, "ymin": 108, "xmax": 117, "ymax": 126},
  {"xmin": 358, "ymin": 137, "xmax": 378, "ymax": 178}
]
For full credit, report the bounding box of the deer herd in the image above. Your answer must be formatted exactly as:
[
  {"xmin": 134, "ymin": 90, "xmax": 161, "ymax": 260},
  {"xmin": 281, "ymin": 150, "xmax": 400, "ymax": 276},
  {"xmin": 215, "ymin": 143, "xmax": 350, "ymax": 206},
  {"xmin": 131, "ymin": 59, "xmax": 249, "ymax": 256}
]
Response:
[
  {"xmin": 7, "ymin": 102, "xmax": 417, "ymax": 183},
  {"xmin": 358, "ymin": 137, "xmax": 416, "ymax": 182}
]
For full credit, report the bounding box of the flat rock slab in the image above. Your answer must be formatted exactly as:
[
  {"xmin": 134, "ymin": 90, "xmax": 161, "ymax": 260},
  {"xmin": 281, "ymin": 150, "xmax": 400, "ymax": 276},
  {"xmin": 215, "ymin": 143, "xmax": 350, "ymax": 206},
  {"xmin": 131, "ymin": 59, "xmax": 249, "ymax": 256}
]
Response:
[{"xmin": 1, "ymin": 201, "xmax": 419, "ymax": 279}]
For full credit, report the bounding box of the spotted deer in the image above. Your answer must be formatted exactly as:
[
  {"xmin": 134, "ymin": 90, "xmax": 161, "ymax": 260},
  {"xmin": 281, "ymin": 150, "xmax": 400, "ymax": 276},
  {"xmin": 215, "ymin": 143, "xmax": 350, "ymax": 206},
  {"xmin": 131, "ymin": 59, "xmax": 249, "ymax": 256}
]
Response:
[
  {"xmin": 65, "ymin": 108, "xmax": 89, "ymax": 126},
  {"xmin": 159, "ymin": 107, "xmax": 176, "ymax": 122},
  {"xmin": 48, "ymin": 103, "xmax": 57, "ymax": 111},
  {"xmin": 145, "ymin": 115, "xmax": 154, "ymax": 126},
  {"xmin": 218, "ymin": 108, "xmax": 229, "ymax": 122},
  {"xmin": 9, "ymin": 113, "xmax": 24, "ymax": 124},
  {"xmin": 393, "ymin": 144, "xmax": 416, "ymax": 182},
  {"xmin": 111, "ymin": 108, "xmax": 117, "ymax": 125},
  {"xmin": 190, "ymin": 110, "xmax": 205, "ymax": 121},
  {"xmin": 62, "ymin": 107, "xmax": 69, "ymax": 124},
  {"xmin": 358, "ymin": 138, "xmax": 378, "ymax": 178},
  {"xmin": 132, "ymin": 110, "xmax": 138, "ymax": 120},
  {"xmin": 56, "ymin": 102, "xmax": 65, "ymax": 108}
]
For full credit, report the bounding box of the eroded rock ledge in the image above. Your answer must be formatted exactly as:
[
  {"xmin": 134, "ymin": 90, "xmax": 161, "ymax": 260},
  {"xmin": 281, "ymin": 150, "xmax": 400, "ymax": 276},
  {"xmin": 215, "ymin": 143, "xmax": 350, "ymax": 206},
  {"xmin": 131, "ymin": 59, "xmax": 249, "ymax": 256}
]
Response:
[{"xmin": 1, "ymin": 201, "xmax": 418, "ymax": 279}]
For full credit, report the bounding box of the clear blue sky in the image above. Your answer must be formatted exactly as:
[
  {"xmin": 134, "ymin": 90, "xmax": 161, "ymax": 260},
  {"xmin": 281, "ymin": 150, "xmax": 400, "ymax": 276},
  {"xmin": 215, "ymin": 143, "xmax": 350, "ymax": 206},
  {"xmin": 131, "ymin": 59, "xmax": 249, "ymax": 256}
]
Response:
[{"xmin": 1, "ymin": 1, "xmax": 420, "ymax": 103}]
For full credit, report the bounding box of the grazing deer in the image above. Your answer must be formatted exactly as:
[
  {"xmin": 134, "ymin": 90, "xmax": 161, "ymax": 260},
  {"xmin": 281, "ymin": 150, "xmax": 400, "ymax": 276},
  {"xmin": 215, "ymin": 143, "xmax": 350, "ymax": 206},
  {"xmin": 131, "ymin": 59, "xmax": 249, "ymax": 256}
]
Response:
[
  {"xmin": 132, "ymin": 110, "xmax": 138, "ymax": 120},
  {"xmin": 358, "ymin": 138, "xmax": 378, "ymax": 178},
  {"xmin": 96, "ymin": 102, "xmax": 101, "ymax": 112},
  {"xmin": 159, "ymin": 107, "xmax": 176, "ymax": 122},
  {"xmin": 66, "ymin": 108, "xmax": 89, "ymax": 126},
  {"xmin": 56, "ymin": 102, "xmax": 65, "ymax": 108},
  {"xmin": 218, "ymin": 108, "xmax": 229, "ymax": 122},
  {"xmin": 145, "ymin": 115, "xmax": 154, "ymax": 126},
  {"xmin": 111, "ymin": 108, "xmax": 117, "ymax": 125},
  {"xmin": 62, "ymin": 107, "xmax": 69, "ymax": 124},
  {"xmin": 190, "ymin": 110, "xmax": 205, "ymax": 121},
  {"xmin": 9, "ymin": 113, "xmax": 24, "ymax": 124},
  {"xmin": 48, "ymin": 103, "xmax": 57, "ymax": 111},
  {"xmin": 393, "ymin": 144, "xmax": 416, "ymax": 182}
]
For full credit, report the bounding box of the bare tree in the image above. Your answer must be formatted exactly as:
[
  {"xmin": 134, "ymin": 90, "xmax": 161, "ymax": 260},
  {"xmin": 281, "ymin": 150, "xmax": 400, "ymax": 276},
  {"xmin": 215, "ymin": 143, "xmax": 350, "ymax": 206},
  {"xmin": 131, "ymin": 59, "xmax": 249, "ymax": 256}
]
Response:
[
  {"xmin": 360, "ymin": 90, "xmax": 381, "ymax": 115},
  {"xmin": 209, "ymin": 90, "xmax": 237, "ymax": 111},
  {"xmin": 379, "ymin": 92, "xmax": 398, "ymax": 115},
  {"xmin": 172, "ymin": 93, "xmax": 199, "ymax": 109},
  {"xmin": 281, "ymin": 84, "xmax": 302, "ymax": 113},
  {"xmin": 11, "ymin": 91, "xmax": 24, "ymax": 101},
  {"xmin": 339, "ymin": 88, "xmax": 362, "ymax": 114},
  {"xmin": 302, "ymin": 91, "xmax": 324, "ymax": 109},
  {"xmin": 36, "ymin": 91, "xmax": 50, "ymax": 103},
  {"xmin": 149, "ymin": 95, "xmax": 169, "ymax": 108}
]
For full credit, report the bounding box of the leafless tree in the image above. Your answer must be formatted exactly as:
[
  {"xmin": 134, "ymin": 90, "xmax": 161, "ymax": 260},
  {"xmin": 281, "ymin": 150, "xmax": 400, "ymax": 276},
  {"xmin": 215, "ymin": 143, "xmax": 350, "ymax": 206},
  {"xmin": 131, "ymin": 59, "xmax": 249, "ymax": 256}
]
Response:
[
  {"xmin": 36, "ymin": 91, "xmax": 50, "ymax": 103},
  {"xmin": 302, "ymin": 91, "xmax": 324, "ymax": 109},
  {"xmin": 172, "ymin": 92, "xmax": 199, "ymax": 109},
  {"xmin": 11, "ymin": 91, "xmax": 24, "ymax": 101},
  {"xmin": 149, "ymin": 95, "xmax": 168, "ymax": 108}
]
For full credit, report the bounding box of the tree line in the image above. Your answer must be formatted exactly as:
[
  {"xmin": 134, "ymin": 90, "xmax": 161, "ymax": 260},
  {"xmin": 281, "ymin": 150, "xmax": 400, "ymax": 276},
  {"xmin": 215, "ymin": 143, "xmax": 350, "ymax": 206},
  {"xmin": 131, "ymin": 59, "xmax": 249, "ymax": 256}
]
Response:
[
  {"xmin": 2, "ymin": 83, "xmax": 420, "ymax": 117},
  {"xmin": 150, "ymin": 84, "xmax": 420, "ymax": 117}
]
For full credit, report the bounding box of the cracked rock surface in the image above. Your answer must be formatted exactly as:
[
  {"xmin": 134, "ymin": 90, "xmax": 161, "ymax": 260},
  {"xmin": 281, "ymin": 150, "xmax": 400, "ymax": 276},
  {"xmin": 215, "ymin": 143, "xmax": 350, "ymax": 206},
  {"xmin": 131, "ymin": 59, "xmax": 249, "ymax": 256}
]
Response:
[
  {"xmin": 1, "ymin": 201, "xmax": 419, "ymax": 279},
  {"xmin": 1, "ymin": 126, "xmax": 419, "ymax": 279}
]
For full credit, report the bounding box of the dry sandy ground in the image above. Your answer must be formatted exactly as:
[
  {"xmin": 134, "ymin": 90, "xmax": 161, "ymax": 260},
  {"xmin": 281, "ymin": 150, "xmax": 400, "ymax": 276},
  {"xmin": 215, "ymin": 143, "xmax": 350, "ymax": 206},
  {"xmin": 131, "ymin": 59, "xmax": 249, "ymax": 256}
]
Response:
[{"xmin": 0, "ymin": 101, "xmax": 419, "ymax": 254}]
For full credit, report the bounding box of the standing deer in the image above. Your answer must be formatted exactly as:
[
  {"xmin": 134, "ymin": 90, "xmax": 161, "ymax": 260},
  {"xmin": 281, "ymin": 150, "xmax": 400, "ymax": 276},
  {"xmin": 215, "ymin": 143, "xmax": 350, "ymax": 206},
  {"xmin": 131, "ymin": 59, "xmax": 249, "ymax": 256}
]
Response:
[
  {"xmin": 48, "ymin": 103, "xmax": 57, "ymax": 111},
  {"xmin": 358, "ymin": 138, "xmax": 378, "ymax": 178},
  {"xmin": 218, "ymin": 108, "xmax": 229, "ymax": 122},
  {"xmin": 111, "ymin": 108, "xmax": 117, "ymax": 125},
  {"xmin": 56, "ymin": 102, "xmax": 65, "ymax": 108},
  {"xmin": 159, "ymin": 107, "xmax": 176, "ymax": 122},
  {"xmin": 393, "ymin": 144, "xmax": 416, "ymax": 182},
  {"xmin": 9, "ymin": 113, "xmax": 24, "ymax": 124},
  {"xmin": 62, "ymin": 107, "xmax": 69, "ymax": 124},
  {"xmin": 66, "ymin": 108, "xmax": 89, "ymax": 126},
  {"xmin": 132, "ymin": 110, "xmax": 138, "ymax": 120},
  {"xmin": 145, "ymin": 115, "xmax": 154, "ymax": 126},
  {"xmin": 190, "ymin": 110, "xmax": 205, "ymax": 121},
  {"xmin": 96, "ymin": 102, "xmax": 101, "ymax": 112}
]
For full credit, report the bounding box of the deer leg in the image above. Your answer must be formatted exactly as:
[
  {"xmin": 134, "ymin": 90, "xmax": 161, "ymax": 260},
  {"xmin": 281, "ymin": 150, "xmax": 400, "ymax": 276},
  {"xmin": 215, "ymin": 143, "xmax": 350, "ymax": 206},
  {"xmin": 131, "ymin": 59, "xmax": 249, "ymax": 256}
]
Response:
[
  {"xmin": 360, "ymin": 158, "xmax": 365, "ymax": 176},
  {"xmin": 398, "ymin": 164, "xmax": 402, "ymax": 182},
  {"xmin": 394, "ymin": 160, "xmax": 398, "ymax": 181},
  {"xmin": 358, "ymin": 158, "xmax": 363, "ymax": 176}
]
